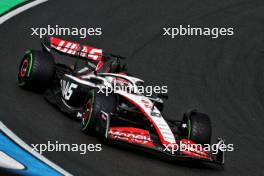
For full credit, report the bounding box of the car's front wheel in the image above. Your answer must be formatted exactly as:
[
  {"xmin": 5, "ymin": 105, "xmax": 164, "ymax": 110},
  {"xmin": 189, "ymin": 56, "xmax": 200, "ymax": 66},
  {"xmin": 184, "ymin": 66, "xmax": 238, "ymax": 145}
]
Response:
[
  {"xmin": 181, "ymin": 110, "xmax": 212, "ymax": 146},
  {"xmin": 81, "ymin": 90, "xmax": 116, "ymax": 134}
]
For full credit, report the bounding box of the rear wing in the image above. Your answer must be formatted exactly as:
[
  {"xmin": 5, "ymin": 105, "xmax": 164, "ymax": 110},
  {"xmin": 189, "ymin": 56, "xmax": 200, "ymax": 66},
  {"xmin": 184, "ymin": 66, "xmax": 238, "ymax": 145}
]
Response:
[{"xmin": 42, "ymin": 37, "xmax": 125, "ymax": 62}]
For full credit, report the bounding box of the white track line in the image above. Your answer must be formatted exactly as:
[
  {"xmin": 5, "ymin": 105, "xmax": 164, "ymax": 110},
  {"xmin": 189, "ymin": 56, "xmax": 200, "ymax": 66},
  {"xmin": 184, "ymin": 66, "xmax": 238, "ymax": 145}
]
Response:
[
  {"xmin": 0, "ymin": 151, "xmax": 25, "ymax": 170},
  {"xmin": 0, "ymin": 0, "xmax": 48, "ymax": 25},
  {"xmin": 0, "ymin": 121, "xmax": 73, "ymax": 176}
]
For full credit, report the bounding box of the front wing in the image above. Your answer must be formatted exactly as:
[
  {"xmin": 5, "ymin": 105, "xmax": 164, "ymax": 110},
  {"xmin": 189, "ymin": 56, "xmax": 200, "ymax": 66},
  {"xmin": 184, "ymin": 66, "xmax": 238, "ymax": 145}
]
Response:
[{"xmin": 97, "ymin": 112, "xmax": 225, "ymax": 165}]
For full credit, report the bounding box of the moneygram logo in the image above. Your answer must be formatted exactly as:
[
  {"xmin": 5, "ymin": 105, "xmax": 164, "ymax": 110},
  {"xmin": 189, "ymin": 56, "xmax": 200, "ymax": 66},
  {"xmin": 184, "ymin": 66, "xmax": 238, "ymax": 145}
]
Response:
[{"xmin": 109, "ymin": 130, "xmax": 151, "ymax": 144}]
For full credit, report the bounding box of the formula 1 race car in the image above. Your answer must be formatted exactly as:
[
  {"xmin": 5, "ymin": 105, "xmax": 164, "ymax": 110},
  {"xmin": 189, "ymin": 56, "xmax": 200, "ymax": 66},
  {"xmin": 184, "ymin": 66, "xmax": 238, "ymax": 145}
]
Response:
[{"xmin": 17, "ymin": 37, "xmax": 224, "ymax": 165}]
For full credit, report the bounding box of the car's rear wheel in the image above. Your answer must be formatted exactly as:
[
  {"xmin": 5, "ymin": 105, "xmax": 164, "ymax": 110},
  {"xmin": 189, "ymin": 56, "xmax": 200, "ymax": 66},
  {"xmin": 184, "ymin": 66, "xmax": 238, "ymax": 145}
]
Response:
[
  {"xmin": 18, "ymin": 50, "xmax": 55, "ymax": 92},
  {"xmin": 81, "ymin": 90, "xmax": 116, "ymax": 133},
  {"xmin": 181, "ymin": 110, "xmax": 212, "ymax": 146}
]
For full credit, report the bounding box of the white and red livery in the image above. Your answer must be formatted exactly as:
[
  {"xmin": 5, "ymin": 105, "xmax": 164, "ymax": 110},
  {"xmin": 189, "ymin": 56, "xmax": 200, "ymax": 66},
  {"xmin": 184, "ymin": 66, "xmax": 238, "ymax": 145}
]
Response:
[{"xmin": 17, "ymin": 37, "xmax": 225, "ymax": 165}]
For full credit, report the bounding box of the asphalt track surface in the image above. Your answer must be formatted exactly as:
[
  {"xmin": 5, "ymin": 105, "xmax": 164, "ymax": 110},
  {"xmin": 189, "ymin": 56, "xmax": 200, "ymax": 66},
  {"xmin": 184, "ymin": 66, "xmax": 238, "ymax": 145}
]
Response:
[{"xmin": 1, "ymin": 0, "xmax": 264, "ymax": 175}]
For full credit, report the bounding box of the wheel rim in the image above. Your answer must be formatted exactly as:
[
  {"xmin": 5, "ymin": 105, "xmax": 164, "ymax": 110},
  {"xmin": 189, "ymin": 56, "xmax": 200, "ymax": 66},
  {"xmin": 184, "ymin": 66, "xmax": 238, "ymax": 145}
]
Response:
[
  {"xmin": 19, "ymin": 59, "xmax": 29, "ymax": 78},
  {"xmin": 187, "ymin": 118, "xmax": 192, "ymax": 140},
  {"xmin": 182, "ymin": 116, "xmax": 192, "ymax": 140},
  {"xmin": 82, "ymin": 99, "xmax": 93, "ymax": 128}
]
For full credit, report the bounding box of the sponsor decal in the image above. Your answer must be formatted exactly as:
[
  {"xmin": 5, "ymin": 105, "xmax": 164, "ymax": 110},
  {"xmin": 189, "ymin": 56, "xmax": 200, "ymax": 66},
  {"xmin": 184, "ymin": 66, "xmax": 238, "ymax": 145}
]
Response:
[
  {"xmin": 109, "ymin": 127, "xmax": 155, "ymax": 147},
  {"xmin": 60, "ymin": 80, "xmax": 78, "ymax": 100},
  {"xmin": 50, "ymin": 37, "xmax": 103, "ymax": 61}
]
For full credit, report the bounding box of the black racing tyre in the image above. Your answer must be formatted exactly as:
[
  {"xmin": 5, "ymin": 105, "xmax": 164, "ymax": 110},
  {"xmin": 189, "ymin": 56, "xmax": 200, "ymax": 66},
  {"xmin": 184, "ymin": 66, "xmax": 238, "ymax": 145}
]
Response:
[
  {"xmin": 182, "ymin": 110, "xmax": 212, "ymax": 146},
  {"xmin": 18, "ymin": 50, "xmax": 55, "ymax": 92},
  {"xmin": 81, "ymin": 90, "xmax": 116, "ymax": 133}
]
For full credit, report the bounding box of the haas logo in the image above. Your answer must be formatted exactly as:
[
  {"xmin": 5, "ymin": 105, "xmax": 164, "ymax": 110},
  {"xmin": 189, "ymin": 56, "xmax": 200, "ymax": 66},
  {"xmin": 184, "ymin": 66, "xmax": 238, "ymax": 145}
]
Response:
[
  {"xmin": 52, "ymin": 38, "xmax": 102, "ymax": 60},
  {"xmin": 60, "ymin": 80, "xmax": 78, "ymax": 100}
]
